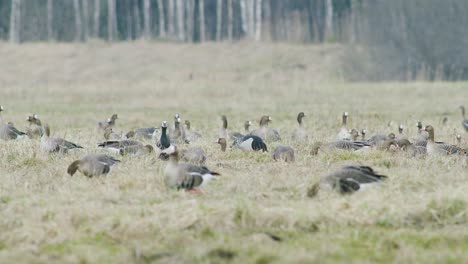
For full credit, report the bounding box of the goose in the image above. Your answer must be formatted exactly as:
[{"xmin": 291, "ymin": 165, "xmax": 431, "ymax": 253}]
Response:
[
  {"xmin": 421, "ymin": 125, "xmax": 467, "ymax": 156},
  {"xmin": 160, "ymin": 145, "xmax": 220, "ymax": 192},
  {"xmin": 0, "ymin": 106, "xmax": 26, "ymax": 140},
  {"xmin": 377, "ymin": 139, "xmax": 399, "ymax": 151},
  {"xmin": 216, "ymin": 138, "xmax": 227, "ymax": 152},
  {"xmin": 25, "ymin": 114, "xmax": 43, "ymax": 139},
  {"xmin": 41, "ymin": 124, "xmax": 83, "ymax": 153},
  {"xmin": 397, "ymin": 139, "xmax": 426, "ymax": 157},
  {"xmin": 219, "ymin": 115, "xmax": 229, "ymax": 139},
  {"xmin": 460, "ymin": 106, "xmax": 468, "ymax": 132},
  {"xmin": 367, "ymin": 132, "xmax": 396, "ymax": 147},
  {"xmin": 414, "ymin": 121, "xmax": 429, "ymax": 143},
  {"xmin": 97, "ymin": 114, "xmax": 118, "ymax": 130},
  {"xmin": 311, "ymin": 140, "xmax": 370, "ymax": 155},
  {"xmin": 291, "ymin": 112, "xmax": 308, "ymax": 142},
  {"xmin": 456, "ymin": 134, "xmax": 462, "ymax": 146},
  {"xmin": 180, "ymin": 147, "xmax": 206, "ymax": 164},
  {"xmin": 97, "ymin": 139, "xmax": 144, "ymax": 154},
  {"xmin": 229, "ymin": 120, "xmax": 252, "ymax": 140},
  {"xmin": 170, "ymin": 117, "xmax": 184, "ymax": 143},
  {"xmin": 67, "ymin": 154, "xmax": 120, "ymax": 177},
  {"xmin": 321, "ymin": 165, "xmax": 387, "ymax": 194},
  {"xmin": 272, "ymin": 146, "xmax": 295, "ymax": 162},
  {"xmin": 128, "ymin": 127, "xmax": 159, "ymax": 140},
  {"xmin": 104, "ymin": 128, "xmax": 123, "ymax": 140},
  {"xmin": 360, "ymin": 129, "xmax": 367, "ymax": 141},
  {"xmin": 350, "ymin": 128, "xmax": 359, "ymax": 141},
  {"xmin": 119, "ymin": 144, "xmax": 154, "ymax": 156},
  {"xmin": 337, "ymin": 112, "xmax": 351, "ymax": 140},
  {"xmin": 398, "ymin": 124, "xmax": 404, "ymax": 135},
  {"xmin": 232, "ymin": 135, "xmax": 268, "ymax": 152},
  {"xmin": 169, "ymin": 113, "xmax": 186, "ymax": 140},
  {"xmin": 184, "ymin": 120, "xmax": 202, "ymax": 142},
  {"xmin": 157, "ymin": 121, "xmax": 171, "ymax": 150},
  {"xmin": 250, "ymin": 115, "xmax": 281, "ymax": 142}
]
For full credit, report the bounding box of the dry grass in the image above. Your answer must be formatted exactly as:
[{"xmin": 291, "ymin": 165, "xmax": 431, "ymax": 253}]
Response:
[{"xmin": 0, "ymin": 41, "xmax": 467, "ymax": 263}]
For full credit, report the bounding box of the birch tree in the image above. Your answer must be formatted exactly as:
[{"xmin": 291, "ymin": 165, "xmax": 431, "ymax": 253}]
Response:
[
  {"xmin": 240, "ymin": 0, "xmax": 247, "ymax": 36},
  {"xmin": 47, "ymin": 0, "xmax": 53, "ymax": 40},
  {"xmin": 107, "ymin": 0, "xmax": 116, "ymax": 41},
  {"xmin": 82, "ymin": 0, "xmax": 89, "ymax": 41},
  {"xmin": 325, "ymin": 0, "xmax": 334, "ymax": 40},
  {"xmin": 93, "ymin": 0, "xmax": 100, "ymax": 37},
  {"xmin": 255, "ymin": 0, "xmax": 262, "ymax": 41},
  {"xmin": 176, "ymin": 0, "xmax": 184, "ymax": 41},
  {"xmin": 227, "ymin": 0, "xmax": 233, "ymax": 41},
  {"xmin": 199, "ymin": 0, "xmax": 205, "ymax": 42},
  {"xmin": 185, "ymin": 0, "xmax": 195, "ymax": 42},
  {"xmin": 216, "ymin": 0, "xmax": 222, "ymax": 41},
  {"xmin": 9, "ymin": 0, "xmax": 20, "ymax": 43},
  {"xmin": 157, "ymin": 0, "xmax": 166, "ymax": 37},
  {"xmin": 133, "ymin": 0, "xmax": 141, "ymax": 38},
  {"xmin": 168, "ymin": 0, "xmax": 175, "ymax": 36},
  {"xmin": 73, "ymin": 0, "xmax": 82, "ymax": 41},
  {"xmin": 143, "ymin": 0, "xmax": 151, "ymax": 38}
]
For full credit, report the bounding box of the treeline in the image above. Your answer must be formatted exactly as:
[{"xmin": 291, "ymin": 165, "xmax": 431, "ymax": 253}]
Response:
[{"xmin": 1, "ymin": 0, "xmax": 355, "ymax": 43}]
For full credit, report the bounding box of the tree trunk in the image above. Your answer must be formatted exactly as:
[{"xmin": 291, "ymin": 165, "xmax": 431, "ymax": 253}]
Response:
[
  {"xmin": 227, "ymin": 0, "xmax": 233, "ymax": 41},
  {"xmin": 47, "ymin": 0, "xmax": 53, "ymax": 40},
  {"xmin": 9, "ymin": 0, "xmax": 20, "ymax": 43},
  {"xmin": 199, "ymin": 0, "xmax": 205, "ymax": 42},
  {"xmin": 248, "ymin": 0, "xmax": 254, "ymax": 38},
  {"xmin": 73, "ymin": 0, "xmax": 82, "ymax": 42},
  {"xmin": 240, "ymin": 0, "xmax": 247, "ymax": 36},
  {"xmin": 216, "ymin": 0, "xmax": 222, "ymax": 41},
  {"xmin": 157, "ymin": 0, "xmax": 166, "ymax": 37},
  {"xmin": 133, "ymin": 0, "xmax": 141, "ymax": 38},
  {"xmin": 82, "ymin": 0, "xmax": 89, "ymax": 41},
  {"xmin": 126, "ymin": 0, "xmax": 132, "ymax": 40},
  {"xmin": 168, "ymin": 0, "xmax": 174, "ymax": 36},
  {"xmin": 143, "ymin": 0, "xmax": 151, "ymax": 38},
  {"xmin": 93, "ymin": 0, "xmax": 100, "ymax": 37},
  {"xmin": 185, "ymin": 0, "xmax": 194, "ymax": 42},
  {"xmin": 107, "ymin": 0, "xmax": 116, "ymax": 41},
  {"xmin": 325, "ymin": 0, "xmax": 333, "ymax": 40},
  {"xmin": 176, "ymin": 0, "xmax": 184, "ymax": 41},
  {"xmin": 255, "ymin": 0, "xmax": 262, "ymax": 41},
  {"xmin": 263, "ymin": 0, "xmax": 271, "ymax": 41}
]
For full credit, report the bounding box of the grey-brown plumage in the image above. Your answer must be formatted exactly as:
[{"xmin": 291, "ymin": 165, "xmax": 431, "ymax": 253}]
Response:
[
  {"xmin": 292, "ymin": 112, "xmax": 308, "ymax": 142},
  {"xmin": 170, "ymin": 117, "xmax": 184, "ymax": 143},
  {"xmin": 67, "ymin": 154, "xmax": 120, "ymax": 177},
  {"xmin": 322, "ymin": 165, "xmax": 387, "ymax": 194},
  {"xmin": 229, "ymin": 120, "xmax": 252, "ymax": 140},
  {"xmin": 311, "ymin": 140, "xmax": 370, "ymax": 155},
  {"xmin": 397, "ymin": 139, "xmax": 426, "ymax": 157},
  {"xmin": 97, "ymin": 114, "xmax": 118, "ymax": 130},
  {"xmin": 40, "ymin": 124, "xmax": 83, "ymax": 153},
  {"xmin": 422, "ymin": 125, "xmax": 467, "ymax": 156},
  {"xmin": 97, "ymin": 139, "xmax": 144, "ymax": 154},
  {"xmin": 367, "ymin": 133, "xmax": 396, "ymax": 147},
  {"xmin": 128, "ymin": 127, "xmax": 158, "ymax": 140},
  {"xmin": 119, "ymin": 144, "xmax": 154, "ymax": 156},
  {"xmin": 104, "ymin": 128, "xmax": 122, "ymax": 140},
  {"xmin": 337, "ymin": 112, "xmax": 351, "ymax": 140},
  {"xmin": 25, "ymin": 114, "xmax": 43, "ymax": 139},
  {"xmin": 184, "ymin": 120, "xmax": 202, "ymax": 142},
  {"xmin": 217, "ymin": 138, "xmax": 227, "ymax": 152},
  {"xmin": 272, "ymin": 146, "xmax": 295, "ymax": 162},
  {"xmin": 180, "ymin": 147, "xmax": 206, "ymax": 164},
  {"xmin": 250, "ymin": 115, "xmax": 281, "ymax": 142},
  {"xmin": 0, "ymin": 106, "xmax": 26, "ymax": 140}
]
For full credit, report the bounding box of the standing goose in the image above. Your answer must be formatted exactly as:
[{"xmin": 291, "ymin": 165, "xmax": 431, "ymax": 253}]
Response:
[
  {"xmin": 232, "ymin": 135, "xmax": 268, "ymax": 152},
  {"xmin": 292, "ymin": 112, "xmax": 308, "ymax": 142},
  {"xmin": 170, "ymin": 117, "xmax": 185, "ymax": 143},
  {"xmin": 229, "ymin": 120, "xmax": 252, "ymax": 140},
  {"xmin": 184, "ymin": 120, "xmax": 202, "ymax": 142},
  {"xmin": 272, "ymin": 146, "xmax": 295, "ymax": 162},
  {"xmin": 161, "ymin": 145, "xmax": 220, "ymax": 192},
  {"xmin": 219, "ymin": 115, "xmax": 229, "ymax": 139},
  {"xmin": 421, "ymin": 125, "xmax": 467, "ymax": 156},
  {"xmin": 104, "ymin": 128, "xmax": 123, "ymax": 140},
  {"xmin": 26, "ymin": 114, "xmax": 43, "ymax": 139},
  {"xmin": 41, "ymin": 124, "xmax": 83, "ymax": 153},
  {"xmin": 250, "ymin": 115, "xmax": 281, "ymax": 142},
  {"xmin": 168, "ymin": 113, "xmax": 186, "ymax": 140},
  {"xmin": 157, "ymin": 121, "xmax": 171, "ymax": 150},
  {"xmin": 460, "ymin": 106, "xmax": 468, "ymax": 132},
  {"xmin": 321, "ymin": 166, "xmax": 387, "ymax": 194},
  {"xmin": 67, "ymin": 154, "xmax": 120, "ymax": 177},
  {"xmin": 0, "ymin": 106, "xmax": 26, "ymax": 140},
  {"xmin": 97, "ymin": 114, "xmax": 118, "ymax": 130},
  {"xmin": 337, "ymin": 112, "xmax": 351, "ymax": 140},
  {"xmin": 216, "ymin": 138, "xmax": 227, "ymax": 152}
]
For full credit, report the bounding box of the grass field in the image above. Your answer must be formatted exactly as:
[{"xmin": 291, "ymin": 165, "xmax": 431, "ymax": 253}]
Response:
[{"xmin": 0, "ymin": 42, "xmax": 467, "ymax": 263}]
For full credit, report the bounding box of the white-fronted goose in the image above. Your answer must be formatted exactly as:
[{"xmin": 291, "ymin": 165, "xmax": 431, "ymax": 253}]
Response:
[
  {"xmin": 0, "ymin": 106, "xmax": 26, "ymax": 140},
  {"xmin": 292, "ymin": 112, "xmax": 308, "ymax": 142},
  {"xmin": 170, "ymin": 117, "xmax": 185, "ymax": 143},
  {"xmin": 460, "ymin": 106, "xmax": 468, "ymax": 132},
  {"xmin": 232, "ymin": 135, "xmax": 268, "ymax": 152},
  {"xmin": 229, "ymin": 120, "xmax": 252, "ymax": 140},
  {"xmin": 321, "ymin": 166, "xmax": 387, "ymax": 194},
  {"xmin": 67, "ymin": 154, "xmax": 120, "ymax": 177},
  {"xmin": 157, "ymin": 121, "xmax": 171, "ymax": 150},
  {"xmin": 414, "ymin": 121, "xmax": 429, "ymax": 142},
  {"xmin": 41, "ymin": 124, "xmax": 83, "ymax": 153},
  {"xmin": 397, "ymin": 139, "xmax": 426, "ymax": 157},
  {"xmin": 361, "ymin": 129, "xmax": 367, "ymax": 141},
  {"xmin": 184, "ymin": 120, "xmax": 202, "ymax": 142},
  {"xmin": 219, "ymin": 115, "xmax": 229, "ymax": 139},
  {"xmin": 311, "ymin": 140, "xmax": 370, "ymax": 155},
  {"xmin": 216, "ymin": 138, "xmax": 227, "ymax": 152},
  {"xmin": 169, "ymin": 113, "xmax": 186, "ymax": 140},
  {"xmin": 272, "ymin": 146, "xmax": 295, "ymax": 162},
  {"xmin": 128, "ymin": 127, "xmax": 159, "ymax": 140},
  {"xmin": 97, "ymin": 139, "xmax": 144, "ymax": 154},
  {"xmin": 104, "ymin": 128, "xmax": 123, "ymax": 140},
  {"xmin": 25, "ymin": 114, "xmax": 43, "ymax": 139},
  {"xmin": 421, "ymin": 125, "xmax": 467, "ymax": 156},
  {"xmin": 161, "ymin": 145, "xmax": 220, "ymax": 192},
  {"xmin": 97, "ymin": 114, "xmax": 118, "ymax": 130},
  {"xmin": 250, "ymin": 115, "xmax": 281, "ymax": 142},
  {"xmin": 119, "ymin": 144, "xmax": 154, "ymax": 156},
  {"xmin": 180, "ymin": 147, "xmax": 206, "ymax": 164},
  {"xmin": 337, "ymin": 112, "xmax": 351, "ymax": 140},
  {"xmin": 350, "ymin": 128, "xmax": 359, "ymax": 141},
  {"xmin": 367, "ymin": 133, "xmax": 396, "ymax": 147}
]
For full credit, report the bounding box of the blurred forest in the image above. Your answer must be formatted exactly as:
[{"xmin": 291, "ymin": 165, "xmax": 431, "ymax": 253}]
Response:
[{"xmin": 0, "ymin": 0, "xmax": 467, "ymax": 81}]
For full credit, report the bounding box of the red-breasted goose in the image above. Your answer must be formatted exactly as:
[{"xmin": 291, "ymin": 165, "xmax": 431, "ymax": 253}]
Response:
[
  {"xmin": 250, "ymin": 115, "xmax": 281, "ymax": 142},
  {"xmin": 460, "ymin": 106, "xmax": 468, "ymax": 132},
  {"xmin": 41, "ymin": 124, "xmax": 83, "ymax": 153},
  {"xmin": 184, "ymin": 120, "xmax": 202, "ymax": 142},
  {"xmin": 292, "ymin": 112, "xmax": 308, "ymax": 142},
  {"xmin": 68, "ymin": 154, "xmax": 120, "ymax": 177},
  {"xmin": 232, "ymin": 135, "xmax": 268, "ymax": 152},
  {"xmin": 337, "ymin": 112, "xmax": 351, "ymax": 140},
  {"xmin": 161, "ymin": 145, "xmax": 220, "ymax": 192},
  {"xmin": 272, "ymin": 146, "xmax": 295, "ymax": 162},
  {"xmin": 421, "ymin": 125, "xmax": 467, "ymax": 156},
  {"xmin": 98, "ymin": 114, "xmax": 118, "ymax": 130}
]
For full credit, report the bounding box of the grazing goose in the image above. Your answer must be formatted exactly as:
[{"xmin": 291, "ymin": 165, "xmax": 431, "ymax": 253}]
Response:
[
  {"xmin": 421, "ymin": 125, "xmax": 467, "ymax": 156},
  {"xmin": 104, "ymin": 128, "xmax": 123, "ymax": 140},
  {"xmin": 321, "ymin": 166, "xmax": 387, "ymax": 194},
  {"xmin": 157, "ymin": 121, "xmax": 171, "ymax": 150},
  {"xmin": 180, "ymin": 147, "xmax": 206, "ymax": 164},
  {"xmin": 397, "ymin": 139, "xmax": 426, "ymax": 157},
  {"xmin": 460, "ymin": 106, "xmax": 468, "ymax": 132},
  {"xmin": 233, "ymin": 135, "xmax": 268, "ymax": 152},
  {"xmin": 377, "ymin": 139, "xmax": 399, "ymax": 151},
  {"xmin": 41, "ymin": 124, "xmax": 83, "ymax": 153},
  {"xmin": 25, "ymin": 114, "xmax": 43, "ymax": 139},
  {"xmin": 367, "ymin": 133, "xmax": 396, "ymax": 147},
  {"xmin": 184, "ymin": 120, "xmax": 202, "ymax": 142},
  {"xmin": 0, "ymin": 106, "xmax": 26, "ymax": 140},
  {"xmin": 291, "ymin": 112, "xmax": 308, "ymax": 142},
  {"xmin": 161, "ymin": 145, "xmax": 220, "ymax": 192},
  {"xmin": 67, "ymin": 154, "xmax": 120, "ymax": 177},
  {"xmin": 216, "ymin": 138, "xmax": 227, "ymax": 152},
  {"xmin": 337, "ymin": 112, "xmax": 351, "ymax": 140},
  {"xmin": 311, "ymin": 140, "xmax": 370, "ymax": 155},
  {"xmin": 128, "ymin": 127, "xmax": 159, "ymax": 140},
  {"xmin": 97, "ymin": 139, "xmax": 144, "ymax": 154},
  {"xmin": 250, "ymin": 115, "xmax": 281, "ymax": 142},
  {"xmin": 97, "ymin": 114, "xmax": 118, "ymax": 130},
  {"xmin": 120, "ymin": 144, "xmax": 154, "ymax": 156},
  {"xmin": 272, "ymin": 146, "xmax": 295, "ymax": 162}
]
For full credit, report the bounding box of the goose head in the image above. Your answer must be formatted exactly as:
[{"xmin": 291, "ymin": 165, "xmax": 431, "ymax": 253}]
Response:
[
  {"xmin": 350, "ymin": 128, "xmax": 359, "ymax": 141},
  {"xmin": 184, "ymin": 120, "xmax": 191, "ymax": 130},
  {"xmin": 342, "ymin": 112, "xmax": 348, "ymax": 126},
  {"xmin": 297, "ymin": 112, "xmax": 305, "ymax": 125},
  {"xmin": 388, "ymin": 133, "xmax": 396, "ymax": 140},
  {"xmin": 259, "ymin": 116, "xmax": 271, "ymax": 127},
  {"xmin": 420, "ymin": 125, "xmax": 435, "ymax": 142},
  {"xmin": 361, "ymin": 129, "xmax": 367, "ymax": 140},
  {"xmin": 0, "ymin": 105, "xmax": 3, "ymax": 112},
  {"xmin": 244, "ymin": 120, "xmax": 252, "ymax": 131},
  {"xmin": 416, "ymin": 121, "xmax": 423, "ymax": 130},
  {"xmin": 175, "ymin": 113, "xmax": 180, "ymax": 119},
  {"xmin": 217, "ymin": 138, "xmax": 227, "ymax": 152},
  {"xmin": 161, "ymin": 121, "xmax": 168, "ymax": 128},
  {"xmin": 398, "ymin": 124, "xmax": 404, "ymax": 134},
  {"xmin": 456, "ymin": 134, "xmax": 461, "ymax": 144}
]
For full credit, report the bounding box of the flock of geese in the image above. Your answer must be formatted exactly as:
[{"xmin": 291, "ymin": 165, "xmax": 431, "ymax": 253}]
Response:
[{"xmin": 0, "ymin": 105, "xmax": 467, "ymax": 195}]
